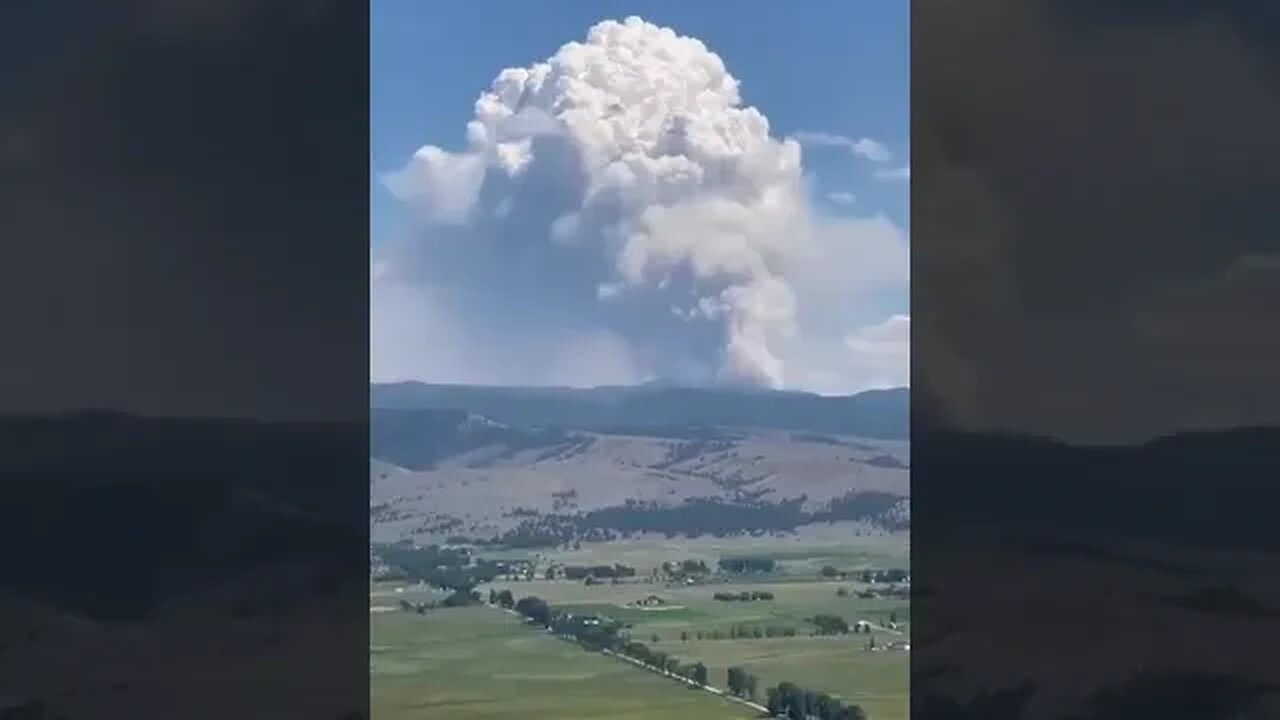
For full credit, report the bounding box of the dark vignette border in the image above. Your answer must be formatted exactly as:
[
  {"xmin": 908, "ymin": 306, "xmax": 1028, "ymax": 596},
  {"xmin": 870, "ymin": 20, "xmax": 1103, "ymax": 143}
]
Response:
[
  {"xmin": 1, "ymin": 2, "xmax": 370, "ymax": 718},
  {"xmin": 913, "ymin": 1, "xmax": 1280, "ymax": 718}
]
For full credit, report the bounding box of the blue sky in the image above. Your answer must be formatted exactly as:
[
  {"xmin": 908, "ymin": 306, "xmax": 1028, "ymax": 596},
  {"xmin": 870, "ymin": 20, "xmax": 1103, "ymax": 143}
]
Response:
[
  {"xmin": 371, "ymin": 0, "xmax": 908, "ymax": 247},
  {"xmin": 371, "ymin": 2, "xmax": 909, "ymax": 393}
]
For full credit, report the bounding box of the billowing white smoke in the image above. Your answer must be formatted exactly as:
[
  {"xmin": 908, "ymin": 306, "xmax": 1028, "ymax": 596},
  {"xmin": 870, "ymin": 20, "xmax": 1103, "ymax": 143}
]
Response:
[{"xmin": 376, "ymin": 16, "xmax": 906, "ymax": 390}]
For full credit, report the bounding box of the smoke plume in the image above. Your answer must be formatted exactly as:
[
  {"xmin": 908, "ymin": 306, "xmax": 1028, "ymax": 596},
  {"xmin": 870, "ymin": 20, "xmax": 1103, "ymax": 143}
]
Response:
[{"xmin": 373, "ymin": 16, "xmax": 907, "ymax": 391}]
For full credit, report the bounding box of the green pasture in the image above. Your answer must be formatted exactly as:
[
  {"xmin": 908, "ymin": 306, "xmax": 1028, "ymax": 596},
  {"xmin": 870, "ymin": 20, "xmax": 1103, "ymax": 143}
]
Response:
[{"xmin": 372, "ymin": 606, "xmax": 757, "ymax": 719}]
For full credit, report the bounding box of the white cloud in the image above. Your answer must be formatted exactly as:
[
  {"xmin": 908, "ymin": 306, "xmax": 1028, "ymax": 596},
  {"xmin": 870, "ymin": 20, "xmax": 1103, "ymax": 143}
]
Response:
[
  {"xmin": 825, "ymin": 190, "xmax": 856, "ymax": 206},
  {"xmin": 790, "ymin": 131, "xmax": 848, "ymax": 147},
  {"xmin": 381, "ymin": 146, "xmax": 487, "ymax": 224},
  {"xmin": 793, "ymin": 131, "xmax": 893, "ymax": 163},
  {"xmin": 770, "ymin": 311, "xmax": 911, "ymax": 395},
  {"xmin": 843, "ymin": 314, "xmax": 910, "ymax": 389},
  {"xmin": 852, "ymin": 138, "xmax": 892, "ymax": 163},
  {"xmin": 875, "ymin": 165, "xmax": 910, "ymax": 181},
  {"xmin": 373, "ymin": 16, "xmax": 907, "ymax": 393}
]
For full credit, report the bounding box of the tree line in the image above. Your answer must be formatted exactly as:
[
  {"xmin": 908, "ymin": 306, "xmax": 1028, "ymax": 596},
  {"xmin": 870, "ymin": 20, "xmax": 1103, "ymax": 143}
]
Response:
[
  {"xmin": 510, "ymin": 594, "xmax": 709, "ymax": 685},
  {"xmin": 480, "ymin": 497, "xmax": 812, "ymax": 549},
  {"xmin": 809, "ymin": 490, "xmax": 907, "ymax": 530},
  {"xmin": 395, "ymin": 587, "xmax": 483, "ymax": 613},
  {"xmin": 766, "ymin": 682, "xmax": 867, "ymax": 720},
  {"xmin": 662, "ymin": 559, "xmax": 711, "ymax": 579},
  {"xmin": 810, "ymin": 614, "xmax": 850, "ymax": 635},
  {"xmin": 443, "ymin": 489, "xmax": 909, "ymax": 549},
  {"xmin": 726, "ymin": 665, "xmax": 759, "ymax": 701},
  {"xmin": 505, "ymin": 592, "xmax": 869, "ymax": 719},
  {"xmin": 712, "ymin": 590, "xmax": 775, "ymax": 602},
  {"xmin": 373, "ymin": 542, "xmax": 502, "ymax": 591},
  {"xmin": 683, "ymin": 624, "xmax": 799, "ymax": 641},
  {"xmin": 488, "ymin": 588, "xmax": 515, "ymax": 608},
  {"xmin": 717, "ymin": 557, "xmax": 777, "ymax": 573},
  {"xmin": 559, "ymin": 563, "xmax": 637, "ymax": 580}
]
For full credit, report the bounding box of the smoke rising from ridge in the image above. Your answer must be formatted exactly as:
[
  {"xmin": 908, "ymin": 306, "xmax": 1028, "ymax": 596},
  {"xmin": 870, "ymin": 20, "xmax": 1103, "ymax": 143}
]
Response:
[{"xmin": 372, "ymin": 16, "xmax": 907, "ymax": 392}]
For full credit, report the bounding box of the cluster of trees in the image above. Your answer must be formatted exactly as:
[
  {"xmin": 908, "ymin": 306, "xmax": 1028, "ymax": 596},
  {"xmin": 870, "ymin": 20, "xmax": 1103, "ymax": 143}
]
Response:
[
  {"xmin": 493, "ymin": 516, "xmax": 579, "ymax": 549},
  {"xmin": 810, "ymin": 490, "xmax": 906, "ymax": 529},
  {"xmin": 397, "ymin": 589, "xmax": 482, "ymax": 611},
  {"xmin": 514, "ymin": 596, "xmax": 553, "ymax": 626},
  {"xmin": 482, "ymin": 497, "xmax": 815, "ymax": 549},
  {"xmin": 686, "ymin": 625, "xmax": 797, "ymax": 640},
  {"xmin": 663, "ymin": 559, "xmax": 711, "ymax": 576},
  {"xmin": 810, "ymin": 614, "xmax": 851, "ymax": 635},
  {"xmin": 413, "ymin": 514, "xmax": 463, "ymax": 536},
  {"xmin": 649, "ymin": 439, "xmax": 736, "ymax": 470},
  {"xmin": 551, "ymin": 612, "xmax": 628, "ymax": 652},
  {"xmin": 373, "ymin": 543, "xmax": 502, "ymax": 591},
  {"xmin": 551, "ymin": 489, "xmax": 578, "ymax": 512},
  {"xmin": 577, "ymin": 497, "xmax": 810, "ymax": 539},
  {"xmin": 726, "ymin": 666, "xmax": 760, "ymax": 701},
  {"xmin": 488, "ymin": 521, "xmax": 624, "ymax": 549},
  {"xmin": 765, "ymin": 682, "xmax": 867, "ymax": 720},
  {"xmin": 487, "ymin": 588, "xmax": 515, "ymax": 608},
  {"xmin": 712, "ymin": 590, "xmax": 775, "ymax": 602},
  {"xmin": 717, "ymin": 557, "xmax": 777, "ymax": 573},
  {"xmin": 511, "ymin": 594, "xmax": 711, "ymax": 686},
  {"xmin": 620, "ymin": 641, "xmax": 709, "ymax": 685},
  {"xmin": 561, "ymin": 563, "xmax": 636, "ymax": 580},
  {"xmin": 459, "ymin": 491, "xmax": 911, "ymax": 550},
  {"xmin": 725, "ymin": 624, "xmax": 786, "ymax": 639},
  {"xmin": 505, "ymin": 592, "xmax": 867, "ymax": 719}
]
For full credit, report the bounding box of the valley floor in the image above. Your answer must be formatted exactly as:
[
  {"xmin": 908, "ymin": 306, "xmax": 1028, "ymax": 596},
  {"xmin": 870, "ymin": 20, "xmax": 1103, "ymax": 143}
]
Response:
[
  {"xmin": 372, "ymin": 533, "xmax": 909, "ymax": 720},
  {"xmin": 372, "ymin": 607, "xmax": 757, "ymax": 720}
]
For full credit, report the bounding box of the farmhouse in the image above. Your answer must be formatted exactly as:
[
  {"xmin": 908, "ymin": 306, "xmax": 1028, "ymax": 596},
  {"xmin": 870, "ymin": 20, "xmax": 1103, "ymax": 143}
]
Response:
[{"xmin": 637, "ymin": 594, "xmax": 665, "ymax": 607}]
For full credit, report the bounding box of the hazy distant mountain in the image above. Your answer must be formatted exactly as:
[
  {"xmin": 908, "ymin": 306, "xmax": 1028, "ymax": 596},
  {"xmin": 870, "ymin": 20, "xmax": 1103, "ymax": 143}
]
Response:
[
  {"xmin": 369, "ymin": 384, "xmax": 912, "ymax": 545},
  {"xmin": 370, "ymin": 382, "xmax": 909, "ymax": 440},
  {"xmin": 370, "ymin": 418, "xmax": 910, "ymax": 545},
  {"xmin": 370, "ymin": 408, "xmax": 572, "ymax": 471}
]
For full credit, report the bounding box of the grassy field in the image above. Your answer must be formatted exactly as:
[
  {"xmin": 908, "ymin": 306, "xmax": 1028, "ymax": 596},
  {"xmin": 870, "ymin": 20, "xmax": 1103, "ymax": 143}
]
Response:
[
  {"xmin": 680, "ymin": 637, "xmax": 906, "ymax": 720},
  {"xmin": 476, "ymin": 576, "xmax": 908, "ymax": 719},
  {"xmin": 481, "ymin": 526, "xmax": 908, "ymax": 577},
  {"xmin": 373, "ymin": 532, "xmax": 909, "ymax": 720},
  {"xmin": 372, "ymin": 606, "xmax": 757, "ymax": 719}
]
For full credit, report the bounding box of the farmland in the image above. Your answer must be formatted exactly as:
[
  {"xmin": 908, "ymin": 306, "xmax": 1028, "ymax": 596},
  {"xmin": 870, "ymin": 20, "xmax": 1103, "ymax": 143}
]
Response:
[
  {"xmin": 369, "ymin": 384, "xmax": 910, "ymax": 719},
  {"xmin": 371, "ymin": 606, "xmax": 757, "ymax": 720},
  {"xmin": 372, "ymin": 531, "xmax": 908, "ymax": 719}
]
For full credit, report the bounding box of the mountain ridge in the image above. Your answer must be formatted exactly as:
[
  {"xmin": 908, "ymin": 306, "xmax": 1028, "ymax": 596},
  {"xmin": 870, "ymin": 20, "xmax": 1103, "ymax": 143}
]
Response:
[{"xmin": 370, "ymin": 382, "xmax": 910, "ymax": 440}]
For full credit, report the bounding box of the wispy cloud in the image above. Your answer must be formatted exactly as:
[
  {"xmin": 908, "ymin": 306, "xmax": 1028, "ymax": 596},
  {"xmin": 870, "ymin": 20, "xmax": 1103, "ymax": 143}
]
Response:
[
  {"xmin": 825, "ymin": 191, "xmax": 856, "ymax": 206},
  {"xmin": 843, "ymin": 314, "xmax": 910, "ymax": 389},
  {"xmin": 874, "ymin": 165, "xmax": 910, "ymax": 181},
  {"xmin": 793, "ymin": 131, "xmax": 892, "ymax": 163}
]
